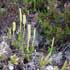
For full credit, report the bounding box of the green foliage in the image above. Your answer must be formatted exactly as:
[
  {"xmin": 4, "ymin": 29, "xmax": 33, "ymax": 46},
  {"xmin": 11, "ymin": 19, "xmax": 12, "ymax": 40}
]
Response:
[
  {"xmin": 10, "ymin": 54, "xmax": 19, "ymax": 65},
  {"xmin": 11, "ymin": 0, "xmax": 18, "ymax": 4},
  {"xmin": 24, "ymin": 0, "xmax": 48, "ymax": 12},
  {"xmin": 23, "ymin": 46, "xmax": 34, "ymax": 61}
]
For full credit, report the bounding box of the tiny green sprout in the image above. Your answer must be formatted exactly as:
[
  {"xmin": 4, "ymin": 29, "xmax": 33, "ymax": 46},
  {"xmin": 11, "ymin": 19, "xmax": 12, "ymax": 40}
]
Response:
[
  {"xmin": 23, "ymin": 14, "xmax": 26, "ymax": 31},
  {"xmin": 10, "ymin": 54, "xmax": 19, "ymax": 65},
  {"xmin": 12, "ymin": 21, "xmax": 16, "ymax": 35},
  {"xmin": 19, "ymin": 8, "xmax": 22, "ymax": 32},
  {"xmin": 27, "ymin": 24, "xmax": 31, "ymax": 52}
]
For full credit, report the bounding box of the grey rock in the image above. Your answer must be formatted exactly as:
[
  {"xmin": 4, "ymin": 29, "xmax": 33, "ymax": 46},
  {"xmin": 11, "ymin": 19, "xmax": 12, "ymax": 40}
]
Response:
[
  {"xmin": 44, "ymin": 65, "xmax": 54, "ymax": 70},
  {"xmin": 51, "ymin": 52, "xmax": 63, "ymax": 66},
  {"xmin": 26, "ymin": 62, "xmax": 36, "ymax": 70},
  {"xmin": 0, "ymin": 41, "xmax": 12, "ymax": 60},
  {"xmin": 64, "ymin": 43, "xmax": 70, "ymax": 61}
]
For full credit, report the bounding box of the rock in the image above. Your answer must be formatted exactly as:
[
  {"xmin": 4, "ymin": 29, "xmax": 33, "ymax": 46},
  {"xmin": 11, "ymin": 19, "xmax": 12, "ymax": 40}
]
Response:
[
  {"xmin": 3, "ymin": 65, "xmax": 9, "ymax": 70},
  {"xmin": 50, "ymin": 52, "xmax": 64, "ymax": 66},
  {"xmin": 0, "ymin": 62, "xmax": 3, "ymax": 70},
  {"xmin": 8, "ymin": 63, "xmax": 14, "ymax": 70},
  {"xmin": 15, "ymin": 63, "xmax": 23, "ymax": 70},
  {"xmin": 26, "ymin": 62, "xmax": 36, "ymax": 70},
  {"xmin": 44, "ymin": 65, "xmax": 54, "ymax": 70},
  {"xmin": 31, "ymin": 50, "xmax": 41, "ymax": 69},
  {"xmin": 0, "ymin": 41, "xmax": 12, "ymax": 60},
  {"xmin": 64, "ymin": 43, "xmax": 70, "ymax": 61}
]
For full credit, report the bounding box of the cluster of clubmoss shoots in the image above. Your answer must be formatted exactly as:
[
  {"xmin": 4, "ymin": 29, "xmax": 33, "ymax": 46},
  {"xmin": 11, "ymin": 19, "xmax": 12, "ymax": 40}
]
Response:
[{"xmin": 7, "ymin": 8, "xmax": 36, "ymax": 62}]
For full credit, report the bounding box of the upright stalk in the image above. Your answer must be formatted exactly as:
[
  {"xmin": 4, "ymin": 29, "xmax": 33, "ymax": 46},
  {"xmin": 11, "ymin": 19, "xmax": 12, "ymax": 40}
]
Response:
[
  {"xmin": 19, "ymin": 8, "xmax": 22, "ymax": 33},
  {"xmin": 27, "ymin": 24, "xmax": 31, "ymax": 52}
]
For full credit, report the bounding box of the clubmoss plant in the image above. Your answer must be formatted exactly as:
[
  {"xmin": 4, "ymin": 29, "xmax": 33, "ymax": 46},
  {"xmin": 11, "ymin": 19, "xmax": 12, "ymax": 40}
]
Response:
[
  {"xmin": 39, "ymin": 37, "xmax": 55, "ymax": 68},
  {"xmin": 10, "ymin": 8, "xmax": 36, "ymax": 62}
]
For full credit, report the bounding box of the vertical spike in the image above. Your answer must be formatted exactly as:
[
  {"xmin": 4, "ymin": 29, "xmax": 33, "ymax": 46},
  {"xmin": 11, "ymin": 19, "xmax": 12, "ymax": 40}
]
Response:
[
  {"xmin": 19, "ymin": 8, "xmax": 22, "ymax": 32},
  {"xmin": 27, "ymin": 24, "xmax": 31, "ymax": 52},
  {"xmin": 32, "ymin": 28, "xmax": 36, "ymax": 47},
  {"xmin": 12, "ymin": 21, "xmax": 16, "ymax": 35},
  {"xmin": 23, "ymin": 14, "xmax": 26, "ymax": 31}
]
